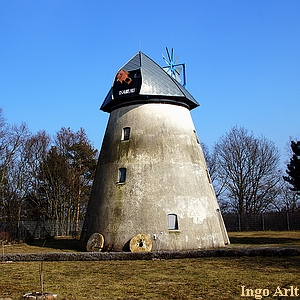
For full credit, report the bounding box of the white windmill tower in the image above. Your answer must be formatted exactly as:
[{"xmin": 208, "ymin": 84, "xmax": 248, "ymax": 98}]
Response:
[{"xmin": 79, "ymin": 50, "xmax": 229, "ymax": 252}]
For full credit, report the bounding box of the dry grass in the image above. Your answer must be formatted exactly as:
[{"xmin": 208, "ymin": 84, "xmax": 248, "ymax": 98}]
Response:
[
  {"xmin": 1, "ymin": 257, "xmax": 299, "ymax": 299},
  {"xmin": 228, "ymin": 230, "xmax": 300, "ymax": 248},
  {"xmin": 1, "ymin": 236, "xmax": 79, "ymax": 254},
  {"xmin": 0, "ymin": 231, "xmax": 299, "ymax": 300}
]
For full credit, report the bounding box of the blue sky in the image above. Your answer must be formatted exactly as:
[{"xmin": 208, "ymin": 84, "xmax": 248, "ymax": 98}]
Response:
[{"xmin": 1, "ymin": 0, "xmax": 299, "ymax": 165}]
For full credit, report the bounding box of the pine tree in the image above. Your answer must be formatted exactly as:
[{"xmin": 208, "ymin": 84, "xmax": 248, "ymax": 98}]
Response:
[{"xmin": 284, "ymin": 140, "xmax": 300, "ymax": 192}]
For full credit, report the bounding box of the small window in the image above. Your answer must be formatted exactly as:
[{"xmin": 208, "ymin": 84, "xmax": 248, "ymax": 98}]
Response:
[
  {"xmin": 118, "ymin": 168, "xmax": 126, "ymax": 183},
  {"xmin": 206, "ymin": 169, "xmax": 212, "ymax": 184},
  {"xmin": 193, "ymin": 130, "xmax": 200, "ymax": 144},
  {"xmin": 168, "ymin": 214, "xmax": 179, "ymax": 230},
  {"xmin": 122, "ymin": 127, "xmax": 131, "ymax": 141}
]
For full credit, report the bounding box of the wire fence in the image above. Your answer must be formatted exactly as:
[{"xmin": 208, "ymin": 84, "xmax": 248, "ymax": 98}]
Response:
[
  {"xmin": 223, "ymin": 211, "xmax": 300, "ymax": 232},
  {"xmin": 0, "ymin": 220, "xmax": 84, "ymax": 242},
  {"xmin": 0, "ymin": 211, "xmax": 299, "ymax": 242}
]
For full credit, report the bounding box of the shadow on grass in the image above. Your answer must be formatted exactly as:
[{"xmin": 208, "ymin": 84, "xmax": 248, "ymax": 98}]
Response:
[
  {"xmin": 230, "ymin": 237, "xmax": 300, "ymax": 245},
  {"xmin": 28, "ymin": 238, "xmax": 80, "ymax": 251},
  {"xmin": 27, "ymin": 235, "xmax": 300, "ymax": 252}
]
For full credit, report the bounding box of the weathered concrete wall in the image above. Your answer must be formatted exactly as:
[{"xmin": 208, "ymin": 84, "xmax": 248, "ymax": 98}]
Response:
[{"xmin": 80, "ymin": 103, "xmax": 229, "ymax": 251}]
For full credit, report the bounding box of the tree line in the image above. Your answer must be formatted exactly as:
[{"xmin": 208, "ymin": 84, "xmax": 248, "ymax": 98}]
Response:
[
  {"xmin": 202, "ymin": 126, "xmax": 299, "ymax": 228},
  {"xmin": 0, "ymin": 107, "xmax": 299, "ymax": 239},
  {"xmin": 0, "ymin": 108, "xmax": 98, "ymax": 239}
]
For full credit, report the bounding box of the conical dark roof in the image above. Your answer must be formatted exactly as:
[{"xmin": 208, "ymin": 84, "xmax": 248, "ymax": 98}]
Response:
[{"xmin": 100, "ymin": 51, "xmax": 199, "ymax": 112}]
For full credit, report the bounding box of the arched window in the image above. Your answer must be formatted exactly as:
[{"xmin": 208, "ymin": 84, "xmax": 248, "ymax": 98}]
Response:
[{"xmin": 168, "ymin": 214, "xmax": 179, "ymax": 230}]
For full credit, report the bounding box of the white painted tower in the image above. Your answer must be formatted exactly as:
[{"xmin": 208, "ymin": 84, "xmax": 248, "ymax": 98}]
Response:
[{"xmin": 80, "ymin": 52, "xmax": 229, "ymax": 251}]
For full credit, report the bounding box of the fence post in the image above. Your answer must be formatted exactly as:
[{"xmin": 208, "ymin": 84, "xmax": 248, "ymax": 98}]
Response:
[
  {"xmin": 261, "ymin": 212, "xmax": 265, "ymax": 231},
  {"xmin": 238, "ymin": 214, "xmax": 241, "ymax": 232}
]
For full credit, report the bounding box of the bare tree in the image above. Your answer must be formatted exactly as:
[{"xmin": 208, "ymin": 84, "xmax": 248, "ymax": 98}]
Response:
[
  {"xmin": 271, "ymin": 178, "xmax": 298, "ymax": 212},
  {"xmin": 37, "ymin": 127, "xmax": 98, "ymax": 236},
  {"xmin": 55, "ymin": 127, "xmax": 97, "ymax": 235},
  {"xmin": 38, "ymin": 145, "xmax": 70, "ymax": 235},
  {"xmin": 0, "ymin": 108, "xmax": 98, "ymax": 239},
  {"xmin": 0, "ymin": 119, "xmax": 31, "ymax": 239},
  {"xmin": 0, "ymin": 108, "xmax": 8, "ymax": 222},
  {"xmin": 212, "ymin": 127, "xmax": 281, "ymax": 222},
  {"xmin": 23, "ymin": 131, "xmax": 51, "ymax": 222}
]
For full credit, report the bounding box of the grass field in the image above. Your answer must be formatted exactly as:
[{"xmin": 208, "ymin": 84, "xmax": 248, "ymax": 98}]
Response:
[{"xmin": 0, "ymin": 231, "xmax": 299, "ymax": 300}]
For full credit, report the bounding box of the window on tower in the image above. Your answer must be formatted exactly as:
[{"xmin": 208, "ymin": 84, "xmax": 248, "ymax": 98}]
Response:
[
  {"xmin": 168, "ymin": 214, "xmax": 179, "ymax": 230},
  {"xmin": 122, "ymin": 127, "xmax": 131, "ymax": 141},
  {"xmin": 118, "ymin": 168, "xmax": 127, "ymax": 183},
  {"xmin": 206, "ymin": 169, "xmax": 212, "ymax": 184},
  {"xmin": 193, "ymin": 130, "xmax": 200, "ymax": 144}
]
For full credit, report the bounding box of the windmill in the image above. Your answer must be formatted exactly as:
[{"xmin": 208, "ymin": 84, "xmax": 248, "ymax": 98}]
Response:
[
  {"xmin": 162, "ymin": 47, "xmax": 187, "ymax": 86},
  {"xmin": 79, "ymin": 51, "xmax": 230, "ymax": 252}
]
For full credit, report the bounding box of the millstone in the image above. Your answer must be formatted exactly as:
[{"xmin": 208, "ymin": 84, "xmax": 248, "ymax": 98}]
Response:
[
  {"xmin": 86, "ymin": 233, "xmax": 104, "ymax": 252},
  {"xmin": 129, "ymin": 234, "xmax": 152, "ymax": 252}
]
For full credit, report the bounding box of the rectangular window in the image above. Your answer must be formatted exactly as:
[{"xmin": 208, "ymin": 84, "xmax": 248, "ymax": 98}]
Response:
[
  {"xmin": 118, "ymin": 168, "xmax": 126, "ymax": 183},
  {"xmin": 122, "ymin": 127, "xmax": 131, "ymax": 141},
  {"xmin": 168, "ymin": 214, "xmax": 179, "ymax": 230}
]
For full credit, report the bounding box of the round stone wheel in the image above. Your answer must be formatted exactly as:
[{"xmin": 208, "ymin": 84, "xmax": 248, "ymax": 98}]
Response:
[
  {"xmin": 129, "ymin": 234, "xmax": 152, "ymax": 252},
  {"xmin": 86, "ymin": 233, "xmax": 104, "ymax": 252}
]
